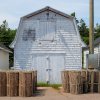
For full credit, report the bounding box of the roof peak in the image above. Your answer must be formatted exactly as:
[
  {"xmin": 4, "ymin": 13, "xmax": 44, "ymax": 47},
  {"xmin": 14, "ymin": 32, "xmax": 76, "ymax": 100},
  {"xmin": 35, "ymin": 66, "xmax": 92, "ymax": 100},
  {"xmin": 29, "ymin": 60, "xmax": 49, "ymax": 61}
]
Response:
[
  {"xmin": 45, "ymin": 6, "xmax": 51, "ymax": 8},
  {"xmin": 22, "ymin": 6, "xmax": 74, "ymax": 19}
]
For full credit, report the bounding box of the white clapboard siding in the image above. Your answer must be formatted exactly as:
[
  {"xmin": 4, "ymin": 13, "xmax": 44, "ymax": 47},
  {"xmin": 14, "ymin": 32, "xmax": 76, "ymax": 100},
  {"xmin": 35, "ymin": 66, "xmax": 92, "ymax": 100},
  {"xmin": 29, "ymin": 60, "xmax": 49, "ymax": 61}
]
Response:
[{"xmin": 11, "ymin": 7, "xmax": 84, "ymax": 83}]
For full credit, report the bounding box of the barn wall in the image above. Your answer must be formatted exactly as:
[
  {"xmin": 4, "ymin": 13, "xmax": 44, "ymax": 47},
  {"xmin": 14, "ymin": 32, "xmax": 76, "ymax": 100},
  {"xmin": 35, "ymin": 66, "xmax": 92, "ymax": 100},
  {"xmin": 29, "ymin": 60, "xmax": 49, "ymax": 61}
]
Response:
[
  {"xmin": 14, "ymin": 11, "xmax": 82, "ymax": 70},
  {"xmin": 0, "ymin": 50, "xmax": 9, "ymax": 70}
]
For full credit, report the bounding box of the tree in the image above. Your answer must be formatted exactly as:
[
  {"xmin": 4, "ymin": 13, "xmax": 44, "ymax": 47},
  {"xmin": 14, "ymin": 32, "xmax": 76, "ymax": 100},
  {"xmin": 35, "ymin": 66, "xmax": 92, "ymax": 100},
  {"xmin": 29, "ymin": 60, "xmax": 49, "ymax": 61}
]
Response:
[
  {"xmin": 0, "ymin": 20, "xmax": 16, "ymax": 67},
  {"xmin": 71, "ymin": 13, "xmax": 89, "ymax": 45},
  {"xmin": 0, "ymin": 20, "xmax": 16, "ymax": 47},
  {"xmin": 71, "ymin": 12, "xmax": 79, "ymax": 24},
  {"xmin": 78, "ymin": 19, "xmax": 89, "ymax": 44},
  {"xmin": 94, "ymin": 23, "xmax": 100, "ymax": 39},
  {"xmin": 79, "ymin": 19, "xmax": 89, "ymax": 36}
]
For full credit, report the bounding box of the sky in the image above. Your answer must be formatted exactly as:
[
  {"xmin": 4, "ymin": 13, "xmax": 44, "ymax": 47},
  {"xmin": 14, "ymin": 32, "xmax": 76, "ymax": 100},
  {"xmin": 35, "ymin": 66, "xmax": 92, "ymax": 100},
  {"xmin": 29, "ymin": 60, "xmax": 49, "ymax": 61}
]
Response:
[{"xmin": 0, "ymin": 0, "xmax": 100, "ymax": 29}]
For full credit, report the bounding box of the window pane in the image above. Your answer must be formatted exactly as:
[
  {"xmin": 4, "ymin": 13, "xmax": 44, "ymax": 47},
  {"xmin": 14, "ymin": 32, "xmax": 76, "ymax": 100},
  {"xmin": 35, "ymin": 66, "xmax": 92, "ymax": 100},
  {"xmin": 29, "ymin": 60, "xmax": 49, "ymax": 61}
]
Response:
[
  {"xmin": 23, "ymin": 30, "xmax": 28, "ymax": 41},
  {"xmin": 23, "ymin": 29, "xmax": 36, "ymax": 41}
]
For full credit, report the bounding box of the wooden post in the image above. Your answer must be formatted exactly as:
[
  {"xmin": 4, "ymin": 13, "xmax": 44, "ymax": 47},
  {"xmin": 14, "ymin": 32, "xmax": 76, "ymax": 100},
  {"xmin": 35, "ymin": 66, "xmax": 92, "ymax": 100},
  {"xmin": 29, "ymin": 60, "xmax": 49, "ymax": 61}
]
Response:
[{"xmin": 89, "ymin": 0, "xmax": 94, "ymax": 69}]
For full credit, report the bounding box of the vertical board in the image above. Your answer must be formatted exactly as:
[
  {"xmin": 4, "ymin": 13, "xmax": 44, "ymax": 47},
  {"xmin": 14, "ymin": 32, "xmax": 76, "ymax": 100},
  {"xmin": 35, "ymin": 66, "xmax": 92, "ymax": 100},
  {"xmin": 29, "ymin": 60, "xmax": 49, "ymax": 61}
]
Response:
[
  {"xmin": 19, "ymin": 71, "xmax": 35, "ymax": 97},
  {"xmin": 7, "ymin": 71, "xmax": 19, "ymax": 96},
  {"xmin": 32, "ymin": 53, "xmax": 65, "ymax": 84},
  {"xmin": 32, "ymin": 54, "xmax": 48, "ymax": 82},
  {"xmin": 61, "ymin": 71, "xmax": 70, "ymax": 93},
  {"xmin": 39, "ymin": 20, "xmax": 56, "ymax": 40},
  {"xmin": 50, "ymin": 54, "xmax": 65, "ymax": 84},
  {"xmin": 0, "ymin": 72, "xmax": 7, "ymax": 96}
]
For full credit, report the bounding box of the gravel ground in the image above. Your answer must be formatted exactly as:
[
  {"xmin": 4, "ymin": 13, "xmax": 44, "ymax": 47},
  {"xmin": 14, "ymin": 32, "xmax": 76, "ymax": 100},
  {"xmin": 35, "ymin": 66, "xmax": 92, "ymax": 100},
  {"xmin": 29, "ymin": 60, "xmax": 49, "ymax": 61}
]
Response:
[{"xmin": 0, "ymin": 87, "xmax": 100, "ymax": 100}]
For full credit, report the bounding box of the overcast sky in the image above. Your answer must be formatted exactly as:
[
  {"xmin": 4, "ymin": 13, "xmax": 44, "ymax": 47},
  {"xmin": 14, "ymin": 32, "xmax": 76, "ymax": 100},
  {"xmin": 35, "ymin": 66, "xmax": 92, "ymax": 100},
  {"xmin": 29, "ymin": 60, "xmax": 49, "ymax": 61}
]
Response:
[{"xmin": 0, "ymin": 0, "xmax": 99, "ymax": 29}]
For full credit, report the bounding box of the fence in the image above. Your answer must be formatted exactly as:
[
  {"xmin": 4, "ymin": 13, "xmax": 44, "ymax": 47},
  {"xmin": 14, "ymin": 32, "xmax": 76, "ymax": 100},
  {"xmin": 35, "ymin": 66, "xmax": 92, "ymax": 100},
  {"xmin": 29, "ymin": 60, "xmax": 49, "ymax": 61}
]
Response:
[
  {"xmin": 19, "ymin": 71, "xmax": 37, "ymax": 97},
  {"xmin": 7, "ymin": 71, "xmax": 19, "ymax": 96},
  {"xmin": 61, "ymin": 70, "xmax": 100, "ymax": 94},
  {"xmin": 0, "ymin": 70, "xmax": 37, "ymax": 97},
  {"xmin": 0, "ymin": 71, "xmax": 7, "ymax": 96}
]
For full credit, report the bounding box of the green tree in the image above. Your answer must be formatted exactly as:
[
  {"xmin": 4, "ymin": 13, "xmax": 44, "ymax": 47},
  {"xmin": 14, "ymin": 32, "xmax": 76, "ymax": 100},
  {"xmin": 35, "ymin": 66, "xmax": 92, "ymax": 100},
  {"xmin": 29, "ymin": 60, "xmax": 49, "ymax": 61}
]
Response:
[
  {"xmin": 78, "ymin": 19, "xmax": 89, "ymax": 44},
  {"xmin": 0, "ymin": 20, "xmax": 16, "ymax": 47},
  {"xmin": 71, "ymin": 12, "xmax": 79, "ymax": 24},
  {"xmin": 79, "ymin": 19, "xmax": 89, "ymax": 36},
  {"xmin": 71, "ymin": 13, "xmax": 89, "ymax": 45},
  {"xmin": 94, "ymin": 23, "xmax": 100, "ymax": 39},
  {"xmin": 0, "ymin": 20, "xmax": 16, "ymax": 67}
]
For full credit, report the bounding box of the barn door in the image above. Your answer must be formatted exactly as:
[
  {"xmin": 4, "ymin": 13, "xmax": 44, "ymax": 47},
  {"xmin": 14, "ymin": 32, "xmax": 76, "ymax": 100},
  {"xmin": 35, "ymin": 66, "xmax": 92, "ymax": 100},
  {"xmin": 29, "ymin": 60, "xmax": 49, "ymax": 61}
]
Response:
[
  {"xmin": 39, "ymin": 20, "xmax": 56, "ymax": 40},
  {"xmin": 32, "ymin": 54, "xmax": 49, "ymax": 83},
  {"xmin": 49, "ymin": 54, "xmax": 65, "ymax": 84},
  {"xmin": 32, "ymin": 53, "xmax": 65, "ymax": 84}
]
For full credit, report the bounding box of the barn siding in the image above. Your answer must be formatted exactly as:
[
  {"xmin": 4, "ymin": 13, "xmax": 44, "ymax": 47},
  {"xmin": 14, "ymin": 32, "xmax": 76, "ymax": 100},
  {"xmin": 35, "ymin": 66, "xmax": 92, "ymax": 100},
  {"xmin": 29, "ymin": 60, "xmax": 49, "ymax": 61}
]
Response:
[{"xmin": 14, "ymin": 11, "xmax": 82, "ymax": 70}]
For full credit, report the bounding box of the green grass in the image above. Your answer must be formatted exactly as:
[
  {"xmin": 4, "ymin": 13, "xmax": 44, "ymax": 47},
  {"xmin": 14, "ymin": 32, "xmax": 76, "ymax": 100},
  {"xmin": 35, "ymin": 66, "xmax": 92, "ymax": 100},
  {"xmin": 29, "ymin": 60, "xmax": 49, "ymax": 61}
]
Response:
[
  {"xmin": 37, "ymin": 82, "xmax": 50, "ymax": 87},
  {"xmin": 37, "ymin": 82, "xmax": 62, "ymax": 90},
  {"xmin": 50, "ymin": 84, "xmax": 62, "ymax": 90}
]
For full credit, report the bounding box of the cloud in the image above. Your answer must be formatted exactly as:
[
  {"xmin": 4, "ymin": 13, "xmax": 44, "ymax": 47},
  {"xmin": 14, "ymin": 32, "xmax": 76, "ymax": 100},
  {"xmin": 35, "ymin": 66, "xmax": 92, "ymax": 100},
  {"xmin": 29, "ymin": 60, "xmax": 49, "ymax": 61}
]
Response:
[
  {"xmin": 0, "ymin": 0, "xmax": 100, "ymax": 28},
  {"xmin": 0, "ymin": 12, "xmax": 19, "ymax": 29}
]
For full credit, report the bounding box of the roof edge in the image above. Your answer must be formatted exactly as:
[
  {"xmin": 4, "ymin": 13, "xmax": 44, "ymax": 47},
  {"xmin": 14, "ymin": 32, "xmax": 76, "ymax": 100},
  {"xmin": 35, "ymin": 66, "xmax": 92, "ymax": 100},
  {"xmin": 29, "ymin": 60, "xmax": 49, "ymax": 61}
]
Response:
[
  {"xmin": 0, "ymin": 47, "xmax": 12, "ymax": 53},
  {"xmin": 73, "ymin": 18, "xmax": 87, "ymax": 47},
  {"xmin": 22, "ymin": 6, "xmax": 74, "ymax": 19}
]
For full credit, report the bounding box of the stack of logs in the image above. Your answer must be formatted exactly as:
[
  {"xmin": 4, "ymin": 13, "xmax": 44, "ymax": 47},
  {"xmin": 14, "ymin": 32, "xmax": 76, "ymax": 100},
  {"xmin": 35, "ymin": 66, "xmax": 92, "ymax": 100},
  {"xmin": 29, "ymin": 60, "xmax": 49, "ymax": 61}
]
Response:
[
  {"xmin": 0, "ymin": 70, "xmax": 37, "ymax": 97},
  {"xmin": 7, "ymin": 71, "xmax": 19, "ymax": 96},
  {"xmin": 61, "ymin": 70, "xmax": 100, "ymax": 94},
  {"xmin": 19, "ymin": 71, "xmax": 37, "ymax": 97},
  {"xmin": 0, "ymin": 71, "xmax": 7, "ymax": 96}
]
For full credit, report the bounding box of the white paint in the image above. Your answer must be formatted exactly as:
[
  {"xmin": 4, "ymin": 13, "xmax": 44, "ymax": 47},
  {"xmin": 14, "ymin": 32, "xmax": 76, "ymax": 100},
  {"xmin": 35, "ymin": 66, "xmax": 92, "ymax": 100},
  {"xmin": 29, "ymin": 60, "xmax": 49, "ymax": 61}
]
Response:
[
  {"xmin": 0, "ymin": 50, "xmax": 9, "ymax": 70},
  {"xmin": 32, "ymin": 53, "xmax": 65, "ymax": 83},
  {"xmin": 10, "ymin": 7, "xmax": 85, "ymax": 83}
]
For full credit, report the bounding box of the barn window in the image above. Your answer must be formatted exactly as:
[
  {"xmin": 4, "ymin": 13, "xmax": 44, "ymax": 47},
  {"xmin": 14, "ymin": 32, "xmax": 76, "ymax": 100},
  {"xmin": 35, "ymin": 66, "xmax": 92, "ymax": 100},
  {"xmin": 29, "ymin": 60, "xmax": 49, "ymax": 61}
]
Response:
[
  {"xmin": 23, "ymin": 30, "xmax": 28, "ymax": 41},
  {"xmin": 23, "ymin": 29, "xmax": 36, "ymax": 41},
  {"xmin": 28, "ymin": 29, "xmax": 36, "ymax": 41}
]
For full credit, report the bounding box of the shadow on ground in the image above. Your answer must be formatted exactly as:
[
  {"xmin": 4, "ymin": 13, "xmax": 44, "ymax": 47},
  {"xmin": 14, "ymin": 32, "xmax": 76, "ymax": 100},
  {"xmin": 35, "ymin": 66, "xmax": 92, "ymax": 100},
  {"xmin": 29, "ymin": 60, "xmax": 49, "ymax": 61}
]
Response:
[{"xmin": 33, "ymin": 87, "xmax": 47, "ymax": 97}]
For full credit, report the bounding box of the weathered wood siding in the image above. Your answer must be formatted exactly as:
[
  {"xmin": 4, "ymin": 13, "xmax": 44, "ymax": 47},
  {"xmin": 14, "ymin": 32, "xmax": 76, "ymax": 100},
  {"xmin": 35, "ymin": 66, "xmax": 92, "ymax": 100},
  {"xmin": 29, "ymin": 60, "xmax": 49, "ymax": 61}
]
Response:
[{"xmin": 14, "ymin": 11, "xmax": 82, "ymax": 71}]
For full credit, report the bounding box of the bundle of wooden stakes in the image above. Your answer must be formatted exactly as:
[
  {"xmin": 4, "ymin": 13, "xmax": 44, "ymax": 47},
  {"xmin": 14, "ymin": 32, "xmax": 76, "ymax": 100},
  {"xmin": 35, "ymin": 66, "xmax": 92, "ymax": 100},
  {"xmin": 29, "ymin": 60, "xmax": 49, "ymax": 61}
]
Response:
[
  {"xmin": 19, "ymin": 71, "xmax": 37, "ymax": 97},
  {"xmin": 7, "ymin": 71, "xmax": 19, "ymax": 96},
  {"xmin": 0, "ymin": 70, "xmax": 37, "ymax": 97},
  {"xmin": 61, "ymin": 70, "xmax": 100, "ymax": 94},
  {"xmin": 0, "ymin": 71, "xmax": 7, "ymax": 96}
]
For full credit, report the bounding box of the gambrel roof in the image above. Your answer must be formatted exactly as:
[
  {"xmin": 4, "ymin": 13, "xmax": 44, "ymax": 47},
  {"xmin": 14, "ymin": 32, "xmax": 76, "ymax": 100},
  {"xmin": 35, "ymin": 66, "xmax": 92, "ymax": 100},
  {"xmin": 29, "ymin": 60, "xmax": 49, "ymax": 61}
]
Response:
[
  {"xmin": 10, "ymin": 6, "xmax": 86, "ymax": 48},
  {"xmin": 22, "ymin": 6, "xmax": 74, "ymax": 19}
]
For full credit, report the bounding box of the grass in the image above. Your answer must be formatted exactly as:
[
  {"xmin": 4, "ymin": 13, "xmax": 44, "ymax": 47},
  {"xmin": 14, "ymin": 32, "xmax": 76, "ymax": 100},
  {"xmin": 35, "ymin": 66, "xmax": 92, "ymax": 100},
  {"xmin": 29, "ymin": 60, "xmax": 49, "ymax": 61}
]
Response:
[
  {"xmin": 37, "ymin": 82, "xmax": 62, "ymax": 90},
  {"xmin": 37, "ymin": 82, "xmax": 50, "ymax": 87},
  {"xmin": 50, "ymin": 84, "xmax": 62, "ymax": 90}
]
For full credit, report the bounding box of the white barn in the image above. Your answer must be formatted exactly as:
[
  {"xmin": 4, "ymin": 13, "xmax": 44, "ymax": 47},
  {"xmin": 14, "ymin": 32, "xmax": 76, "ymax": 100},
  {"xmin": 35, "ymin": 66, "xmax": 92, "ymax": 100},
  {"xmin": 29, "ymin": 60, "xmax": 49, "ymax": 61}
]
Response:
[
  {"xmin": 83, "ymin": 37, "xmax": 100, "ymax": 68},
  {"xmin": 10, "ymin": 7, "xmax": 85, "ymax": 84},
  {"xmin": 0, "ymin": 44, "xmax": 12, "ymax": 70}
]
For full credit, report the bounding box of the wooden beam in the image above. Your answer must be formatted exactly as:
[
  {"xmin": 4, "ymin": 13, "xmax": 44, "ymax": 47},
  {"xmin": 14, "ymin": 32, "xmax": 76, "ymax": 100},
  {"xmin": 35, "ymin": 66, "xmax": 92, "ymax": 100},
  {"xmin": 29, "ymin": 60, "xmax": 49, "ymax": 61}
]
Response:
[{"xmin": 89, "ymin": 0, "xmax": 94, "ymax": 69}]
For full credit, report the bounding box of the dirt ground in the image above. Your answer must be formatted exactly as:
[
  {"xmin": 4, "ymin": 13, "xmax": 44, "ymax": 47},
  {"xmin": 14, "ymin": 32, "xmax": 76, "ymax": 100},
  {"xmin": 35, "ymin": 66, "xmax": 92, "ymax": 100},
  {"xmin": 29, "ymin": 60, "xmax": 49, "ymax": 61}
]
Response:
[{"xmin": 0, "ymin": 87, "xmax": 100, "ymax": 100}]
